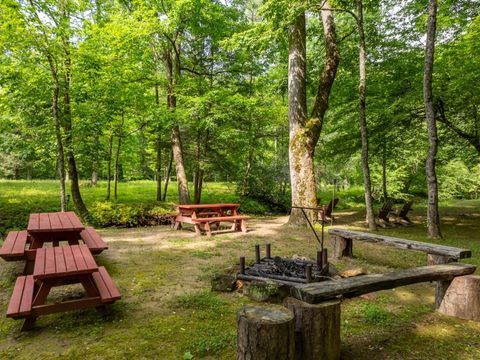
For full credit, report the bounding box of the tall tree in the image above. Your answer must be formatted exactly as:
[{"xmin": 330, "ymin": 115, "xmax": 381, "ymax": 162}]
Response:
[
  {"xmin": 288, "ymin": 1, "xmax": 340, "ymax": 224},
  {"xmin": 356, "ymin": 0, "xmax": 377, "ymax": 230},
  {"xmin": 424, "ymin": 0, "xmax": 442, "ymax": 238}
]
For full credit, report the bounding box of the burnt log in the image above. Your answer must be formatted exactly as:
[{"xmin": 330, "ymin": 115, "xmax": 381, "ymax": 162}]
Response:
[
  {"xmin": 237, "ymin": 304, "xmax": 295, "ymax": 360},
  {"xmin": 284, "ymin": 297, "xmax": 340, "ymax": 360},
  {"xmin": 438, "ymin": 275, "xmax": 480, "ymax": 321}
]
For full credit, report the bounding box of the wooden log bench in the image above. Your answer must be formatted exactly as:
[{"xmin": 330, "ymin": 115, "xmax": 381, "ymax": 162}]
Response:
[
  {"xmin": 0, "ymin": 231, "xmax": 30, "ymax": 261},
  {"xmin": 193, "ymin": 216, "xmax": 248, "ymax": 236},
  {"xmin": 80, "ymin": 227, "xmax": 108, "ymax": 254},
  {"xmin": 329, "ymin": 228, "xmax": 471, "ymax": 264}
]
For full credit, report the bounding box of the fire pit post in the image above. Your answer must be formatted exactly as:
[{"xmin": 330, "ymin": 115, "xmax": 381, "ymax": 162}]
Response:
[
  {"xmin": 255, "ymin": 245, "xmax": 261, "ymax": 264},
  {"xmin": 266, "ymin": 243, "xmax": 271, "ymax": 259},
  {"xmin": 305, "ymin": 264, "xmax": 312, "ymax": 283},
  {"xmin": 239, "ymin": 256, "xmax": 245, "ymax": 274}
]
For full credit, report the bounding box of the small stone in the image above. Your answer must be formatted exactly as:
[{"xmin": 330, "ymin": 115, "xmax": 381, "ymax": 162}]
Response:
[
  {"xmin": 340, "ymin": 267, "xmax": 367, "ymax": 278},
  {"xmin": 292, "ymin": 254, "xmax": 310, "ymax": 261},
  {"xmin": 211, "ymin": 274, "xmax": 237, "ymax": 292}
]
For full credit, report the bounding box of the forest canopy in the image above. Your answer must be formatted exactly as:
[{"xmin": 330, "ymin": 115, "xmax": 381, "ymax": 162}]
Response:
[{"xmin": 0, "ymin": 0, "xmax": 479, "ymax": 211}]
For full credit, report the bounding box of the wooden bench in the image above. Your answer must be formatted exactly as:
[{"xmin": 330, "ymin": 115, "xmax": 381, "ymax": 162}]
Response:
[
  {"xmin": 291, "ymin": 263, "xmax": 476, "ymax": 304},
  {"xmin": 0, "ymin": 231, "xmax": 29, "ymax": 261},
  {"xmin": 329, "ymin": 228, "xmax": 471, "ymax": 264},
  {"xmin": 193, "ymin": 215, "xmax": 248, "ymax": 236},
  {"xmin": 92, "ymin": 266, "xmax": 121, "ymax": 302},
  {"xmin": 79, "ymin": 227, "xmax": 108, "ymax": 254},
  {"xmin": 7, "ymin": 275, "xmax": 34, "ymax": 319}
]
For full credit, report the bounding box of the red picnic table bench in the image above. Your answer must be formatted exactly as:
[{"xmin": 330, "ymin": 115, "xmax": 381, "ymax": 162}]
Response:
[
  {"xmin": 174, "ymin": 203, "xmax": 248, "ymax": 236},
  {"xmin": 0, "ymin": 212, "xmax": 108, "ymax": 272},
  {"xmin": 6, "ymin": 244, "xmax": 120, "ymax": 330}
]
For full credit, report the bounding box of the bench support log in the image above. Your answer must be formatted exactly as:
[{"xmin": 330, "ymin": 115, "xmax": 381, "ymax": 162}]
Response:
[
  {"xmin": 237, "ymin": 304, "xmax": 295, "ymax": 360},
  {"xmin": 330, "ymin": 236, "xmax": 352, "ymax": 259},
  {"xmin": 427, "ymin": 254, "xmax": 456, "ymax": 308},
  {"xmin": 284, "ymin": 297, "xmax": 340, "ymax": 360},
  {"xmin": 438, "ymin": 275, "xmax": 480, "ymax": 321}
]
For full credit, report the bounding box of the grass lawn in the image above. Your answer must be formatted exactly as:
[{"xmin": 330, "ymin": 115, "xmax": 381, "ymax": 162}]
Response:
[{"xmin": 0, "ymin": 181, "xmax": 479, "ymax": 359}]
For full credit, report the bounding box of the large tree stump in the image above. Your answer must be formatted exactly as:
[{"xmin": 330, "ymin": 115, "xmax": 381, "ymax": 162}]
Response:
[
  {"xmin": 438, "ymin": 275, "xmax": 480, "ymax": 321},
  {"xmin": 427, "ymin": 254, "xmax": 456, "ymax": 308},
  {"xmin": 237, "ymin": 304, "xmax": 295, "ymax": 360},
  {"xmin": 284, "ymin": 297, "xmax": 341, "ymax": 360},
  {"xmin": 330, "ymin": 235, "xmax": 353, "ymax": 259}
]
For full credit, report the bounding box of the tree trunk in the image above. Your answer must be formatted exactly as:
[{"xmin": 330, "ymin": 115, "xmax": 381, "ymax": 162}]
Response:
[
  {"xmin": 91, "ymin": 135, "xmax": 99, "ymax": 186},
  {"xmin": 165, "ymin": 44, "xmax": 190, "ymax": 204},
  {"xmin": 156, "ymin": 133, "xmax": 162, "ymax": 201},
  {"xmin": 62, "ymin": 28, "xmax": 88, "ymax": 218},
  {"xmin": 284, "ymin": 297, "xmax": 341, "ymax": 360},
  {"xmin": 106, "ymin": 134, "xmax": 113, "ymax": 200},
  {"xmin": 382, "ymin": 142, "xmax": 388, "ymax": 200},
  {"xmin": 357, "ymin": 0, "xmax": 377, "ymax": 231},
  {"xmin": 424, "ymin": 0, "xmax": 442, "ymax": 239},
  {"xmin": 114, "ymin": 114, "xmax": 124, "ymax": 201},
  {"xmin": 237, "ymin": 305, "xmax": 295, "ymax": 360},
  {"xmin": 162, "ymin": 149, "xmax": 173, "ymax": 201},
  {"xmin": 288, "ymin": 3, "xmax": 340, "ymax": 225},
  {"xmin": 47, "ymin": 56, "xmax": 67, "ymax": 212}
]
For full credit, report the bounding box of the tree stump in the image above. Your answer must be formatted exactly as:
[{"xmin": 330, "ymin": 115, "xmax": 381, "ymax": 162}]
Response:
[
  {"xmin": 237, "ymin": 304, "xmax": 295, "ymax": 360},
  {"xmin": 284, "ymin": 297, "xmax": 341, "ymax": 360},
  {"xmin": 427, "ymin": 254, "xmax": 456, "ymax": 308},
  {"xmin": 438, "ymin": 275, "xmax": 480, "ymax": 321},
  {"xmin": 330, "ymin": 235, "xmax": 353, "ymax": 259}
]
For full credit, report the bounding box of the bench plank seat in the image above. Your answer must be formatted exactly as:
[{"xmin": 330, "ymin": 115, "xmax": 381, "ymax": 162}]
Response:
[
  {"xmin": 291, "ymin": 264, "xmax": 477, "ymax": 304},
  {"xmin": 7, "ymin": 276, "xmax": 34, "ymax": 318},
  {"xmin": 0, "ymin": 231, "xmax": 29, "ymax": 261},
  {"xmin": 192, "ymin": 215, "xmax": 248, "ymax": 223},
  {"xmin": 80, "ymin": 227, "xmax": 108, "ymax": 254},
  {"xmin": 92, "ymin": 266, "xmax": 121, "ymax": 302},
  {"xmin": 329, "ymin": 228, "xmax": 471, "ymax": 259}
]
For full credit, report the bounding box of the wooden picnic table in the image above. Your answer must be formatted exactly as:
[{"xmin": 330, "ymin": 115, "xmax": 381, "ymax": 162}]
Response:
[
  {"xmin": 7, "ymin": 244, "xmax": 120, "ymax": 330},
  {"xmin": 27, "ymin": 212, "xmax": 85, "ymax": 249},
  {"xmin": 174, "ymin": 203, "xmax": 248, "ymax": 236}
]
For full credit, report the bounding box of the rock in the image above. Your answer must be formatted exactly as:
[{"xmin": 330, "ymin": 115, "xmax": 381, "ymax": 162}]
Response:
[
  {"xmin": 211, "ymin": 274, "xmax": 237, "ymax": 292},
  {"xmin": 243, "ymin": 281, "xmax": 282, "ymax": 302},
  {"xmin": 340, "ymin": 267, "xmax": 367, "ymax": 278}
]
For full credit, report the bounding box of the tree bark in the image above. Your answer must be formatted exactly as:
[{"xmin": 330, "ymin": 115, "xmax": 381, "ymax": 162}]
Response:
[
  {"xmin": 61, "ymin": 14, "xmax": 88, "ymax": 218},
  {"xmin": 424, "ymin": 0, "xmax": 442, "ymax": 239},
  {"xmin": 106, "ymin": 133, "xmax": 113, "ymax": 200},
  {"xmin": 91, "ymin": 135, "xmax": 99, "ymax": 186},
  {"xmin": 382, "ymin": 142, "xmax": 388, "ymax": 200},
  {"xmin": 288, "ymin": 3, "xmax": 340, "ymax": 225},
  {"xmin": 356, "ymin": 0, "xmax": 377, "ymax": 231},
  {"xmin": 47, "ymin": 55, "xmax": 67, "ymax": 212},
  {"xmin": 237, "ymin": 305, "xmax": 295, "ymax": 360},
  {"xmin": 156, "ymin": 133, "xmax": 162, "ymax": 201},
  {"xmin": 164, "ymin": 44, "xmax": 190, "ymax": 204},
  {"xmin": 162, "ymin": 149, "xmax": 173, "ymax": 202},
  {"xmin": 114, "ymin": 114, "xmax": 124, "ymax": 201}
]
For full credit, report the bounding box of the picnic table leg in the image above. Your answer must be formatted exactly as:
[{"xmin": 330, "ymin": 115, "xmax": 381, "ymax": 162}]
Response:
[
  {"xmin": 204, "ymin": 222, "xmax": 212, "ymax": 237},
  {"xmin": 80, "ymin": 276, "xmax": 100, "ymax": 298},
  {"xmin": 21, "ymin": 317, "xmax": 37, "ymax": 331},
  {"xmin": 194, "ymin": 224, "xmax": 202, "ymax": 235},
  {"xmin": 240, "ymin": 219, "xmax": 247, "ymax": 233}
]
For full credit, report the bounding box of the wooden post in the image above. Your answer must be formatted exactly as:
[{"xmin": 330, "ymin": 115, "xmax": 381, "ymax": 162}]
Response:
[
  {"xmin": 427, "ymin": 254, "xmax": 456, "ymax": 308},
  {"xmin": 237, "ymin": 304, "xmax": 295, "ymax": 360},
  {"xmin": 438, "ymin": 275, "xmax": 480, "ymax": 321},
  {"xmin": 284, "ymin": 297, "xmax": 341, "ymax": 360},
  {"xmin": 330, "ymin": 236, "xmax": 353, "ymax": 259}
]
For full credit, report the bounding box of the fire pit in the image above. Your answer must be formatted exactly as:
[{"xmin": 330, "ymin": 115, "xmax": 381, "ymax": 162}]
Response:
[
  {"xmin": 237, "ymin": 206, "xmax": 334, "ymax": 285},
  {"xmin": 237, "ymin": 244, "xmax": 331, "ymax": 285}
]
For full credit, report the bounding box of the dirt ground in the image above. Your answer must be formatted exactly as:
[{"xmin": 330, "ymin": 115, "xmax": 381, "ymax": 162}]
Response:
[{"xmin": 1, "ymin": 208, "xmax": 479, "ymax": 359}]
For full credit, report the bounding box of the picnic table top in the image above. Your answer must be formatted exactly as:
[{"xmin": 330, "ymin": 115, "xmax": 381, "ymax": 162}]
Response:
[
  {"xmin": 176, "ymin": 203, "xmax": 240, "ymax": 210},
  {"xmin": 33, "ymin": 244, "xmax": 97, "ymax": 279},
  {"xmin": 28, "ymin": 212, "xmax": 84, "ymax": 233}
]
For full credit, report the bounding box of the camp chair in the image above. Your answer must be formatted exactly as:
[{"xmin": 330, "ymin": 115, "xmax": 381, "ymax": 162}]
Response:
[
  {"xmin": 376, "ymin": 198, "xmax": 395, "ymax": 228},
  {"xmin": 393, "ymin": 199, "xmax": 414, "ymax": 225},
  {"xmin": 318, "ymin": 198, "xmax": 339, "ymax": 222}
]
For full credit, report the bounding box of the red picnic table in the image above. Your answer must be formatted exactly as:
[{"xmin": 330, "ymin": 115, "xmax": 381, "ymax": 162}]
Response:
[
  {"xmin": 174, "ymin": 203, "xmax": 248, "ymax": 236},
  {"xmin": 0, "ymin": 212, "xmax": 108, "ymax": 272},
  {"xmin": 6, "ymin": 244, "xmax": 120, "ymax": 330}
]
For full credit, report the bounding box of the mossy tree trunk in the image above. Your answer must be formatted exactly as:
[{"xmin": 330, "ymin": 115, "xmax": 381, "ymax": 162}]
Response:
[{"xmin": 288, "ymin": 2, "xmax": 340, "ymax": 225}]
